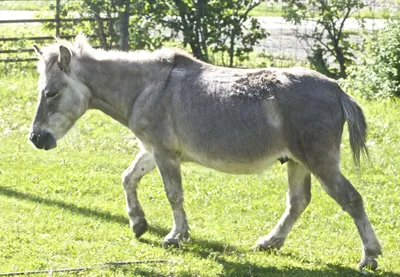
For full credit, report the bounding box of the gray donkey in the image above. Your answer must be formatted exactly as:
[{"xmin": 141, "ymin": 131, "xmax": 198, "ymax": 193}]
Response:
[{"xmin": 29, "ymin": 35, "xmax": 381, "ymax": 269}]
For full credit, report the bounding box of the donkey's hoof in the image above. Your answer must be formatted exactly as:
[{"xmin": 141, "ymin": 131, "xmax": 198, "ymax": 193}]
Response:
[
  {"xmin": 133, "ymin": 218, "xmax": 148, "ymax": 239},
  {"xmin": 358, "ymin": 259, "xmax": 378, "ymax": 271},
  {"xmin": 161, "ymin": 238, "xmax": 181, "ymax": 248},
  {"xmin": 253, "ymin": 237, "xmax": 284, "ymax": 252},
  {"xmin": 161, "ymin": 231, "xmax": 189, "ymax": 248},
  {"xmin": 252, "ymin": 243, "xmax": 278, "ymax": 252}
]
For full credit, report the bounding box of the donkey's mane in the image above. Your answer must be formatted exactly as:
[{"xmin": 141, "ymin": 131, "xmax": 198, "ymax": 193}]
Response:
[{"xmin": 38, "ymin": 34, "xmax": 202, "ymax": 72}]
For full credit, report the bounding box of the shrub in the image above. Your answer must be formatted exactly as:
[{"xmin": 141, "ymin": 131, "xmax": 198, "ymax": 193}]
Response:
[{"xmin": 341, "ymin": 20, "xmax": 400, "ymax": 99}]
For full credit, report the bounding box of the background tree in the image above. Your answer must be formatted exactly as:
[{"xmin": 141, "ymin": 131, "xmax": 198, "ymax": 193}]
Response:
[
  {"xmin": 165, "ymin": 0, "xmax": 267, "ymax": 66},
  {"xmin": 209, "ymin": 0, "xmax": 267, "ymax": 66},
  {"xmin": 165, "ymin": 0, "xmax": 210, "ymax": 61},
  {"xmin": 282, "ymin": 0, "xmax": 366, "ymax": 79},
  {"xmin": 44, "ymin": 0, "xmax": 266, "ymax": 66},
  {"xmin": 46, "ymin": 0, "xmax": 168, "ymax": 50}
]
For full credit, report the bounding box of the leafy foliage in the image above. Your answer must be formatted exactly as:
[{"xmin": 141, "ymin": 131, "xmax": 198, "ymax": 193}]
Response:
[
  {"xmin": 42, "ymin": 0, "xmax": 266, "ymax": 66},
  {"xmin": 282, "ymin": 0, "xmax": 366, "ymax": 79},
  {"xmin": 164, "ymin": 0, "xmax": 267, "ymax": 66},
  {"xmin": 341, "ymin": 19, "xmax": 400, "ymax": 99},
  {"xmin": 44, "ymin": 0, "xmax": 168, "ymax": 50},
  {"xmin": 209, "ymin": 0, "xmax": 268, "ymax": 66}
]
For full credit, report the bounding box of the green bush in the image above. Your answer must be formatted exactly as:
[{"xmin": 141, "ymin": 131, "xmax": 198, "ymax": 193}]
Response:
[{"xmin": 342, "ymin": 20, "xmax": 400, "ymax": 99}]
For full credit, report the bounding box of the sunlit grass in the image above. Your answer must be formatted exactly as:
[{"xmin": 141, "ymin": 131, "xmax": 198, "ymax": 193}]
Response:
[
  {"xmin": 249, "ymin": 2, "xmax": 283, "ymax": 17},
  {"xmin": 0, "ymin": 72, "xmax": 399, "ymax": 276},
  {"xmin": 0, "ymin": 1, "xmax": 51, "ymax": 11}
]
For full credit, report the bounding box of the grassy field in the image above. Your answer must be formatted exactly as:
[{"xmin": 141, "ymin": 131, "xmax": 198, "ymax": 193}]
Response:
[
  {"xmin": 0, "ymin": 1, "xmax": 52, "ymax": 11},
  {"xmin": 0, "ymin": 71, "xmax": 399, "ymax": 277}
]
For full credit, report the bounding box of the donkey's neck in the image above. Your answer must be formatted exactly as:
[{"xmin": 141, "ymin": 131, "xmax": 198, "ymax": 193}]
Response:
[
  {"xmin": 89, "ymin": 97, "xmax": 128, "ymax": 125},
  {"xmin": 75, "ymin": 54, "xmax": 171, "ymax": 127}
]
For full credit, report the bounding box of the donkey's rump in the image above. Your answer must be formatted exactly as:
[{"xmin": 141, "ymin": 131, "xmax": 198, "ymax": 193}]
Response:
[{"xmin": 273, "ymin": 68, "xmax": 347, "ymax": 167}]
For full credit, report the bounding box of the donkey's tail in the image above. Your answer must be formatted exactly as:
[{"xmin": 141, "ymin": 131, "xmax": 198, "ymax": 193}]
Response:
[{"xmin": 340, "ymin": 94, "xmax": 369, "ymax": 167}]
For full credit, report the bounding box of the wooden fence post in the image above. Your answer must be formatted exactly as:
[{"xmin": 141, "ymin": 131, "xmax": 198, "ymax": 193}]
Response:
[{"xmin": 55, "ymin": 0, "xmax": 61, "ymax": 37}]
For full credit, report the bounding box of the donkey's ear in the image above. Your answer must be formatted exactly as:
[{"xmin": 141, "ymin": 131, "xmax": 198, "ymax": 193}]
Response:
[
  {"xmin": 58, "ymin": 45, "xmax": 72, "ymax": 73},
  {"xmin": 32, "ymin": 44, "xmax": 43, "ymax": 57}
]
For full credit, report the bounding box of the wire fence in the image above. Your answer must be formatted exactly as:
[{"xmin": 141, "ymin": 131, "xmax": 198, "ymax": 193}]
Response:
[
  {"xmin": 254, "ymin": 0, "xmax": 396, "ymax": 66},
  {"xmin": 0, "ymin": 0, "xmax": 396, "ymax": 66},
  {"xmin": 0, "ymin": 0, "xmax": 108, "ymax": 63}
]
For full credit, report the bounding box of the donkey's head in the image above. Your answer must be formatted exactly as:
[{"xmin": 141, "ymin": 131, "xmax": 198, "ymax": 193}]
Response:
[{"xmin": 29, "ymin": 40, "xmax": 91, "ymax": 150}]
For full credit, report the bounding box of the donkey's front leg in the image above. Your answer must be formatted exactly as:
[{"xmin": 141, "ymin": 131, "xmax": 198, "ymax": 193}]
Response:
[
  {"xmin": 153, "ymin": 150, "xmax": 189, "ymax": 247},
  {"xmin": 122, "ymin": 150, "xmax": 155, "ymax": 238}
]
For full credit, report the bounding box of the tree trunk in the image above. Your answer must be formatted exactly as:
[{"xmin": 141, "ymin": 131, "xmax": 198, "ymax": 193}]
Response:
[
  {"xmin": 197, "ymin": 0, "xmax": 208, "ymax": 62},
  {"xmin": 174, "ymin": 0, "xmax": 208, "ymax": 62},
  {"xmin": 119, "ymin": 0, "xmax": 130, "ymax": 51},
  {"xmin": 190, "ymin": 40, "xmax": 204, "ymax": 61},
  {"xmin": 229, "ymin": 33, "xmax": 235, "ymax": 67},
  {"xmin": 336, "ymin": 50, "xmax": 347, "ymax": 79}
]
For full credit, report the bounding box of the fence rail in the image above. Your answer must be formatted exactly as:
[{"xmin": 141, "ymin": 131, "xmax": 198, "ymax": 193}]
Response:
[
  {"xmin": 0, "ymin": 35, "xmax": 75, "ymax": 42},
  {"xmin": 0, "ymin": 0, "xmax": 109, "ymax": 63},
  {"xmin": 0, "ymin": 18, "xmax": 112, "ymax": 24},
  {"xmin": 0, "ymin": 31, "xmax": 75, "ymax": 62},
  {"xmin": 0, "ymin": 58, "xmax": 38, "ymax": 62},
  {"xmin": 0, "ymin": 0, "xmax": 62, "ymax": 61}
]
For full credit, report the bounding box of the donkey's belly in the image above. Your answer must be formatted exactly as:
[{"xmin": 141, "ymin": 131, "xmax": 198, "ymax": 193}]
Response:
[
  {"xmin": 182, "ymin": 147, "xmax": 287, "ymax": 175},
  {"xmin": 177, "ymin": 111, "xmax": 287, "ymax": 174},
  {"xmin": 172, "ymin": 81, "xmax": 287, "ymax": 174}
]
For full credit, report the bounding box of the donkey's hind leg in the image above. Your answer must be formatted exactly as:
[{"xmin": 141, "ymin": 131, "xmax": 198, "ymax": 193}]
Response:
[
  {"xmin": 314, "ymin": 166, "xmax": 382, "ymax": 270},
  {"xmin": 254, "ymin": 160, "xmax": 311, "ymax": 251},
  {"xmin": 122, "ymin": 150, "xmax": 156, "ymax": 238}
]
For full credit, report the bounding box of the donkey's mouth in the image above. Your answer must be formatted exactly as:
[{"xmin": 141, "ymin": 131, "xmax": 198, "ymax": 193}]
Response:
[
  {"xmin": 43, "ymin": 137, "xmax": 57, "ymax": 150},
  {"xmin": 30, "ymin": 131, "xmax": 57, "ymax": 150}
]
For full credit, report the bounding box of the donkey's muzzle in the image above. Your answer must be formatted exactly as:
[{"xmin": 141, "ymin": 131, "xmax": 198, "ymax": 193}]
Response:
[{"xmin": 29, "ymin": 131, "xmax": 57, "ymax": 150}]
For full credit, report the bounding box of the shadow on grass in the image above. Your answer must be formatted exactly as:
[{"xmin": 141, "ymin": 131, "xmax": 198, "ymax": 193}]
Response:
[
  {"xmin": 0, "ymin": 186, "xmax": 171, "ymax": 239},
  {"xmin": 2, "ymin": 186, "xmax": 398, "ymax": 277},
  {"xmin": 174, "ymin": 237, "xmax": 385, "ymax": 277},
  {"xmin": 0, "ymin": 186, "xmax": 129, "ymax": 225},
  {"xmin": 142, "ymin": 229, "xmax": 400, "ymax": 277}
]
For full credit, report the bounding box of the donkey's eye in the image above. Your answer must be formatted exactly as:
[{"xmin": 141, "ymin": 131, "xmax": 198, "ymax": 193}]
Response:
[{"xmin": 45, "ymin": 91, "xmax": 58, "ymax": 98}]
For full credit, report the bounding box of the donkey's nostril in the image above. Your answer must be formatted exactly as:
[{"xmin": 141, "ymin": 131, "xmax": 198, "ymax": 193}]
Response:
[
  {"xmin": 30, "ymin": 133, "xmax": 40, "ymax": 144},
  {"xmin": 30, "ymin": 131, "xmax": 56, "ymax": 150}
]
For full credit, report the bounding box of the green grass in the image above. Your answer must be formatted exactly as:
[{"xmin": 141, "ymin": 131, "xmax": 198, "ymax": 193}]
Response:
[
  {"xmin": 0, "ymin": 72, "xmax": 400, "ymax": 276},
  {"xmin": 249, "ymin": 2, "xmax": 283, "ymax": 17},
  {"xmin": 0, "ymin": 22, "xmax": 48, "ymax": 37},
  {"xmin": 0, "ymin": 1, "xmax": 52, "ymax": 11},
  {"xmin": 0, "ymin": 23, "xmax": 55, "ymax": 66},
  {"xmin": 353, "ymin": 7, "xmax": 397, "ymax": 20}
]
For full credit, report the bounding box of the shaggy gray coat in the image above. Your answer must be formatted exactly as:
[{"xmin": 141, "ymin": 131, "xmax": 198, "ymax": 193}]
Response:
[{"xmin": 29, "ymin": 35, "xmax": 381, "ymax": 270}]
